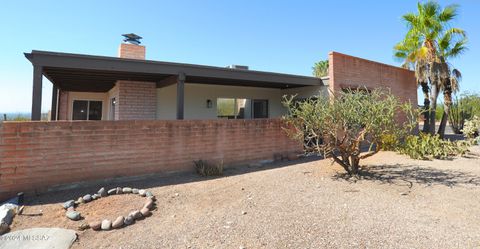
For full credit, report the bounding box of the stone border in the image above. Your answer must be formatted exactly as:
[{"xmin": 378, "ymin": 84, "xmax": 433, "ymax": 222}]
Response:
[{"xmin": 62, "ymin": 187, "xmax": 155, "ymax": 231}]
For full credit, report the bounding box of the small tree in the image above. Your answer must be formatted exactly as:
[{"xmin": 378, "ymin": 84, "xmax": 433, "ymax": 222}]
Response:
[{"xmin": 283, "ymin": 89, "xmax": 417, "ymax": 176}]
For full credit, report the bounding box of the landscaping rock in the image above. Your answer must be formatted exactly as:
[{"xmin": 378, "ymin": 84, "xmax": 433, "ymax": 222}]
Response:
[
  {"xmin": 77, "ymin": 197, "xmax": 85, "ymax": 204},
  {"xmin": 107, "ymin": 188, "xmax": 116, "ymax": 195},
  {"xmin": 89, "ymin": 221, "xmax": 101, "ymax": 230},
  {"xmin": 91, "ymin": 194, "xmax": 99, "ymax": 200},
  {"xmin": 147, "ymin": 195, "xmax": 156, "ymax": 202},
  {"xmin": 101, "ymin": 220, "xmax": 112, "ymax": 230},
  {"xmin": 140, "ymin": 207, "xmax": 151, "ymax": 217},
  {"xmin": 144, "ymin": 199, "xmax": 154, "ymax": 210},
  {"xmin": 67, "ymin": 207, "xmax": 75, "ymax": 212},
  {"xmin": 66, "ymin": 211, "xmax": 81, "ymax": 221},
  {"xmin": 83, "ymin": 194, "xmax": 92, "ymax": 203},
  {"xmin": 98, "ymin": 187, "xmax": 107, "ymax": 197},
  {"xmin": 78, "ymin": 223, "xmax": 89, "ymax": 231},
  {"xmin": 116, "ymin": 187, "xmax": 123, "ymax": 194},
  {"xmin": 124, "ymin": 215, "xmax": 134, "ymax": 225},
  {"xmin": 112, "ymin": 216, "xmax": 124, "ymax": 229},
  {"xmin": 122, "ymin": 187, "xmax": 132, "ymax": 194},
  {"xmin": 62, "ymin": 200, "xmax": 75, "ymax": 209},
  {"xmin": 138, "ymin": 189, "xmax": 146, "ymax": 197},
  {"xmin": 129, "ymin": 210, "xmax": 142, "ymax": 220},
  {"xmin": 0, "ymin": 222, "xmax": 9, "ymax": 235},
  {"xmin": 145, "ymin": 191, "xmax": 153, "ymax": 197},
  {"xmin": 132, "ymin": 188, "xmax": 139, "ymax": 194}
]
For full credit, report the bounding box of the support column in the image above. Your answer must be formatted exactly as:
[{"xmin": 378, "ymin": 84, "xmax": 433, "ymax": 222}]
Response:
[
  {"xmin": 31, "ymin": 65, "xmax": 43, "ymax": 121},
  {"xmin": 50, "ymin": 85, "xmax": 58, "ymax": 121},
  {"xmin": 176, "ymin": 73, "xmax": 185, "ymax": 120}
]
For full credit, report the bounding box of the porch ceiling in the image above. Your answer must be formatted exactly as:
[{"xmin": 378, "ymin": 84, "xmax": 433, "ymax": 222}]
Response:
[{"xmin": 26, "ymin": 50, "xmax": 323, "ymax": 92}]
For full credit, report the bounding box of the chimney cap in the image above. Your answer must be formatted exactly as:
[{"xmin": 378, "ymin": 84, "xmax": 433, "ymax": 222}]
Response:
[{"xmin": 122, "ymin": 33, "xmax": 142, "ymax": 45}]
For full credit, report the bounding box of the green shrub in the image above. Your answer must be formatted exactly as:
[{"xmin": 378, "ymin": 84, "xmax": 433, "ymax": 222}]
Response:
[
  {"xmin": 399, "ymin": 133, "xmax": 470, "ymax": 160},
  {"xmin": 461, "ymin": 116, "xmax": 480, "ymax": 139},
  {"xmin": 283, "ymin": 88, "xmax": 417, "ymax": 176},
  {"xmin": 194, "ymin": 160, "xmax": 223, "ymax": 176}
]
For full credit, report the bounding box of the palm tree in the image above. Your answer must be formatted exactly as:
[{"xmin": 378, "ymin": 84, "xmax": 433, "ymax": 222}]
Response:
[
  {"xmin": 394, "ymin": 35, "xmax": 431, "ymax": 132},
  {"xmin": 395, "ymin": 1, "xmax": 466, "ymax": 135},
  {"xmin": 312, "ymin": 60, "xmax": 329, "ymax": 78}
]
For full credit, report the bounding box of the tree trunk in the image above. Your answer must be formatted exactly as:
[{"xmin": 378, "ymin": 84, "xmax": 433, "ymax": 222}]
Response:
[
  {"xmin": 438, "ymin": 79, "xmax": 453, "ymax": 139},
  {"xmin": 420, "ymin": 81, "xmax": 431, "ymax": 133},
  {"xmin": 429, "ymin": 84, "xmax": 439, "ymax": 135}
]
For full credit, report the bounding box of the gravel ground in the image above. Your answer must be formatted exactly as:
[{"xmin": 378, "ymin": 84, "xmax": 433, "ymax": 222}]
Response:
[{"xmin": 8, "ymin": 146, "xmax": 480, "ymax": 249}]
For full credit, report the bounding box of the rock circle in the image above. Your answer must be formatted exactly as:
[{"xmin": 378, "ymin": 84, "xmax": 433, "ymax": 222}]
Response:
[{"xmin": 61, "ymin": 186, "xmax": 156, "ymax": 231}]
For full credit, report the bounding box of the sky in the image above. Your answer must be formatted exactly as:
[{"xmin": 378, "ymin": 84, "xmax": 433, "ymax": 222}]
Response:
[{"xmin": 0, "ymin": 0, "xmax": 478, "ymax": 113}]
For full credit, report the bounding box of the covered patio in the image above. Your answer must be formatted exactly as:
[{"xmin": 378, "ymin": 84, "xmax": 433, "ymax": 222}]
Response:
[{"xmin": 25, "ymin": 50, "xmax": 323, "ymax": 121}]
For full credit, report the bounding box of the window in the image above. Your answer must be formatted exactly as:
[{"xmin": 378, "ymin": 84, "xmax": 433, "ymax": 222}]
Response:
[
  {"xmin": 216, "ymin": 98, "xmax": 267, "ymax": 119},
  {"xmin": 252, "ymin": 99, "xmax": 268, "ymax": 118},
  {"xmin": 72, "ymin": 100, "xmax": 103, "ymax": 120}
]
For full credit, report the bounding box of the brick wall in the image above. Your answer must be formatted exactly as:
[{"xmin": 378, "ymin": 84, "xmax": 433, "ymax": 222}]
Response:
[
  {"xmin": 328, "ymin": 51, "xmax": 417, "ymax": 104},
  {"xmin": 117, "ymin": 81, "xmax": 157, "ymax": 120},
  {"xmin": 0, "ymin": 119, "xmax": 301, "ymax": 200},
  {"xmin": 118, "ymin": 43, "xmax": 146, "ymax": 60},
  {"xmin": 58, "ymin": 90, "xmax": 69, "ymax": 120}
]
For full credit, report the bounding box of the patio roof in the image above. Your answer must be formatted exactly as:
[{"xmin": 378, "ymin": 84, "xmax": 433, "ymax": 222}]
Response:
[
  {"xmin": 25, "ymin": 50, "xmax": 323, "ymax": 92},
  {"xmin": 25, "ymin": 50, "xmax": 324, "ymax": 120}
]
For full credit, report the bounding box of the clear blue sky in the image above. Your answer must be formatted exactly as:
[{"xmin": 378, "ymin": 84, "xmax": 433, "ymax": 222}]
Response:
[{"xmin": 0, "ymin": 0, "xmax": 478, "ymax": 113}]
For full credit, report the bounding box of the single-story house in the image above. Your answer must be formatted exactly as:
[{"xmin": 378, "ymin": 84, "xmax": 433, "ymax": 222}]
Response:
[{"xmin": 24, "ymin": 36, "xmax": 417, "ymax": 121}]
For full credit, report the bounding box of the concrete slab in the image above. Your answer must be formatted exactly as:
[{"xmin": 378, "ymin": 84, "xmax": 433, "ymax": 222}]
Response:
[{"xmin": 0, "ymin": 228, "xmax": 76, "ymax": 249}]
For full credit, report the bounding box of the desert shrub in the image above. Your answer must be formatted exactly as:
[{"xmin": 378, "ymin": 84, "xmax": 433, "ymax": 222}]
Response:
[
  {"xmin": 400, "ymin": 133, "xmax": 470, "ymax": 160},
  {"xmin": 449, "ymin": 92, "xmax": 480, "ymax": 134},
  {"xmin": 462, "ymin": 116, "xmax": 480, "ymax": 139},
  {"xmin": 194, "ymin": 160, "xmax": 223, "ymax": 176},
  {"xmin": 283, "ymin": 88, "xmax": 417, "ymax": 176}
]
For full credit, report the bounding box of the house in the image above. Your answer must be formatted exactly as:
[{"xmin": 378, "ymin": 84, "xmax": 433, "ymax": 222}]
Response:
[
  {"xmin": 24, "ymin": 35, "xmax": 416, "ymax": 122},
  {"xmin": 0, "ymin": 35, "xmax": 419, "ymax": 200},
  {"xmin": 25, "ymin": 36, "xmax": 327, "ymax": 121}
]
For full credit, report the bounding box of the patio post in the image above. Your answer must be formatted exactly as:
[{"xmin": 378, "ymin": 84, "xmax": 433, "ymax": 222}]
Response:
[
  {"xmin": 176, "ymin": 72, "xmax": 185, "ymax": 120},
  {"xmin": 50, "ymin": 85, "xmax": 58, "ymax": 121},
  {"xmin": 31, "ymin": 65, "xmax": 43, "ymax": 121}
]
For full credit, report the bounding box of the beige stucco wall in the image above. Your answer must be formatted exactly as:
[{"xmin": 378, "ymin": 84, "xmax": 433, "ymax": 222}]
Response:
[
  {"xmin": 156, "ymin": 83, "xmax": 328, "ymax": 120},
  {"xmin": 66, "ymin": 92, "xmax": 109, "ymax": 120}
]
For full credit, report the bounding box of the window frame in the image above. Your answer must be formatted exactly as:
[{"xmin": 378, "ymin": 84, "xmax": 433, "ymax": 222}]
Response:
[{"xmin": 71, "ymin": 99, "xmax": 103, "ymax": 120}]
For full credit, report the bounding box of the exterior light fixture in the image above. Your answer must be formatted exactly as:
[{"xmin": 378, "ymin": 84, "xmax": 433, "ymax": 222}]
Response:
[{"xmin": 206, "ymin": 99, "xmax": 213, "ymax": 108}]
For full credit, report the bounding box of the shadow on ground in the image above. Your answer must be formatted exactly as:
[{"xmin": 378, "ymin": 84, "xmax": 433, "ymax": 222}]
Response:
[
  {"xmin": 333, "ymin": 163, "xmax": 480, "ymax": 188},
  {"xmin": 21, "ymin": 155, "xmax": 324, "ymax": 206}
]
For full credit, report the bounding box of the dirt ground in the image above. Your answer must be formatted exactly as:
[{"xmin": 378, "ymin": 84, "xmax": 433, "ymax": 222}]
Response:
[{"xmin": 8, "ymin": 146, "xmax": 480, "ymax": 249}]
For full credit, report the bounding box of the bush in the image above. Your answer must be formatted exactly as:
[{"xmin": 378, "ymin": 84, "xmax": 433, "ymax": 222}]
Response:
[
  {"xmin": 462, "ymin": 116, "xmax": 480, "ymax": 139},
  {"xmin": 194, "ymin": 160, "xmax": 223, "ymax": 176},
  {"xmin": 399, "ymin": 133, "xmax": 470, "ymax": 160},
  {"xmin": 449, "ymin": 92, "xmax": 480, "ymax": 134},
  {"xmin": 283, "ymin": 88, "xmax": 417, "ymax": 176}
]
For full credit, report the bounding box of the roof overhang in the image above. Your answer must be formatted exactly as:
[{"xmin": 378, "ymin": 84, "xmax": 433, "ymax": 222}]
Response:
[{"xmin": 25, "ymin": 50, "xmax": 324, "ymax": 92}]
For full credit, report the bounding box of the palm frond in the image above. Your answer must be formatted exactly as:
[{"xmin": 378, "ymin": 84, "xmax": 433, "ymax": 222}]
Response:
[{"xmin": 439, "ymin": 4, "xmax": 459, "ymax": 22}]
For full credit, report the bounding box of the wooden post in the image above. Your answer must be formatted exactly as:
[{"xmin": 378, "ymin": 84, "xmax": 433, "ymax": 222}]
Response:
[
  {"xmin": 31, "ymin": 65, "xmax": 43, "ymax": 121},
  {"xmin": 176, "ymin": 73, "xmax": 185, "ymax": 120}
]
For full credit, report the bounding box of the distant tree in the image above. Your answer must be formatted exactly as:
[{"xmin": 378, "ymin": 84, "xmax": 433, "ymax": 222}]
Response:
[
  {"xmin": 312, "ymin": 60, "xmax": 329, "ymax": 78},
  {"xmin": 283, "ymin": 89, "xmax": 417, "ymax": 176}
]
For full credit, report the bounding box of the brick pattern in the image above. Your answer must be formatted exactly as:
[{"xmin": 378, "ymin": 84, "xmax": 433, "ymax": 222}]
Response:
[
  {"xmin": 328, "ymin": 51, "xmax": 417, "ymax": 104},
  {"xmin": 118, "ymin": 43, "xmax": 146, "ymax": 60},
  {"xmin": 58, "ymin": 90, "xmax": 69, "ymax": 120},
  {"xmin": 0, "ymin": 119, "xmax": 301, "ymax": 200},
  {"xmin": 117, "ymin": 81, "xmax": 156, "ymax": 120}
]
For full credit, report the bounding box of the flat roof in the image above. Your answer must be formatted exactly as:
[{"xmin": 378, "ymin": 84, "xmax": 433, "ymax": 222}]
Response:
[{"xmin": 25, "ymin": 50, "xmax": 324, "ymax": 92}]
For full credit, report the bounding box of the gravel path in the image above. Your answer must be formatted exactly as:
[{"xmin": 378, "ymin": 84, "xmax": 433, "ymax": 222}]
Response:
[{"xmin": 9, "ymin": 146, "xmax": 480, "ymax": 249}]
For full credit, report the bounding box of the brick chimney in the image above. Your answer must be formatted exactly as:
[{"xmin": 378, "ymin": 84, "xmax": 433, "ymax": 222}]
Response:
[{"xmin": 118, "ymin": 43, "xmax": 145, "ymax": 60}]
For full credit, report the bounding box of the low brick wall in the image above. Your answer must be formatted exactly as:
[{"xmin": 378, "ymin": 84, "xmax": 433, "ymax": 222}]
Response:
[{"xmin": 0, "ymin": 119, "xmax": 301, "ymax": 200}]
